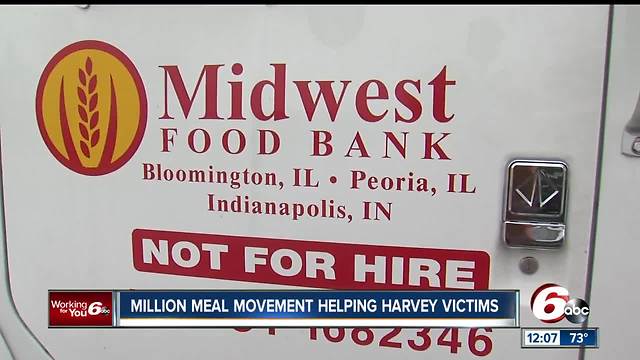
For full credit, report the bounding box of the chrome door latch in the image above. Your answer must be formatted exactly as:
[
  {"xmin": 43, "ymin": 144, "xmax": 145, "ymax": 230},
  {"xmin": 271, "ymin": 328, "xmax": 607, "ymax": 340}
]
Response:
[
  {"xmin": 622, "ymin": 90, "xmax": 640, "ymax": 156},
  {"xmin": 503, "ymin": 160, "xmax": 568, "ymax": 249}
]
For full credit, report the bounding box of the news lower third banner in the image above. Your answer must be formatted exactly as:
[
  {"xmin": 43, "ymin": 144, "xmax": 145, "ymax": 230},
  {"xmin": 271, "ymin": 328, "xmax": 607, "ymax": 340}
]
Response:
[{"xmin": 49, "ymin": 290, "xmax": 519, "ymax": 328}]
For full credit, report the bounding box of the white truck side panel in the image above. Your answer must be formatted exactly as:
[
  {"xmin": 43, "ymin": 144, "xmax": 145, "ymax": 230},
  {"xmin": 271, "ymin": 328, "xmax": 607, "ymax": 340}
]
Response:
[
  {"xmin": 587, "ymin": 5, "xmax": 640, "ymax": 358},
  {"xmin": 0, "ymin": 5, "xmax": 611, "ymax": 359}
]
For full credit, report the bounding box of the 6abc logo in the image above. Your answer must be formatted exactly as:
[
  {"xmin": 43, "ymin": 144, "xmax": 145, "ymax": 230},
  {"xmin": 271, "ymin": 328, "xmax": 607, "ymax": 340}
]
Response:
[
  {"xmin": 531, "ymin": 283, "xmax": 590, "ymax": 324},
  {"xmin": 87, "ymin": 301, "xmax": 111, "ymax": 316}
]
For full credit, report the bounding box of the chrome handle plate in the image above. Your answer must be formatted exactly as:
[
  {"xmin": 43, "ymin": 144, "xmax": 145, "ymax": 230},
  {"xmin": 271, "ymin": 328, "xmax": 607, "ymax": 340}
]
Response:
[
  {"xmin": 621, "ymin": 129, "xmax": 640, "ymax": 156},
  {"xmin": 503, "ymin": 160, "xmax": 568, "ymax": 249},
  {"xmin": 621, "ymin": 89, "xmax": 640, "ymax": 156}
]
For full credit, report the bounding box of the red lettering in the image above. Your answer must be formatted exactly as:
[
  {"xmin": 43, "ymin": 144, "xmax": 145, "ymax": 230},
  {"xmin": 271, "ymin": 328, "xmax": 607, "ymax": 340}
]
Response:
[
  {"xmin": 161, "ymin": 128, "xmax": 177, "ymax": 152},
  {"xmin": 222, "ymin": 129, "xmax": 247, "ymax": 154},
  {"xmin": 188, "ymin": 128, "xmax": 211, "ymax": 153},
  {"xmin": 228, "ymin": 63, "xmax": 246, "ymax": 120},
  {"xmin": 423, "ymin": 132, "xmax": 451, "ymax": 160},
  {"xmin": 160, "ymin": 65, "xmax": 223, "ymax": 120},
  {"xmin": 356, "ymin": 80, "xmax": 388, "ymax": 122},
  {"xmin": 258, "ymin": 129, "xmax": 281, "ymax": 155},
  {"xmin": 345, "ymin": 132, "xmax": 370, "ymax": 158},
  {"xmin": 428, "ymin": 66, "xmax": 455, "ymax": 123},
  {"xmin": 394, "ymin": 80, "xmax": 422, "ymax": 123},
  {"xmin": 294, "ymin": 81, "xmax": 351, "ymax": 122},
  {"xmin": 250, "ymin": 64, "xmax": 289, "ymax": 121},
  {"xmin": 383, "ymin": 131, "xmax": 408, "ymax": 159},
  {"xmin": 312, "ymin": 130, "xmax": 333, "ymax": 156}
]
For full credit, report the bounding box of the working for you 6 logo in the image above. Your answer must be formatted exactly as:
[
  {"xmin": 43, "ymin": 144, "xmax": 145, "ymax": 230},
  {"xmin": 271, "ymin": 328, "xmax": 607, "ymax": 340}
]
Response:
[{"xmin": 35, "ymin": 40, "xmax": 147, "ymax": 176}]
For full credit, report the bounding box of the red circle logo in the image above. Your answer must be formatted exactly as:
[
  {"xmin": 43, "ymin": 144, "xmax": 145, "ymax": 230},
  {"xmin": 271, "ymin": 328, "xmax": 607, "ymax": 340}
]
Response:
[{"xmin": 36, "ymin": 40, "xmax": 147, "ymax": 176}]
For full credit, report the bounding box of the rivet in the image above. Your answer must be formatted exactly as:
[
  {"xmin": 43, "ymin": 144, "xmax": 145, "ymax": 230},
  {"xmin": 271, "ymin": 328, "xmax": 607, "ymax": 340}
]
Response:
[{"xmin": 519, "ymin": 256, "xmax": 539, "ymax": 274}]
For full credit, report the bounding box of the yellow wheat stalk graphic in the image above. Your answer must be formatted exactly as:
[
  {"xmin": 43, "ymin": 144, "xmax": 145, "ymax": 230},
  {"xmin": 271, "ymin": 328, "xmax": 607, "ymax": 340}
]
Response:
[{"xmin": 77, "ymin": 57, "xmax": 100, "ymax": 158}]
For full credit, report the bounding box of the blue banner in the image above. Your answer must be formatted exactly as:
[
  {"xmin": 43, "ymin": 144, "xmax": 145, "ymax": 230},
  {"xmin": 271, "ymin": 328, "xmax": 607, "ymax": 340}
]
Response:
[
  {"xmin": 559, "ymin": 329, "xmax": 598, "ymax": 347},
  {"xmin": 116, "ymin": 290, "xmax": 519, "ymax": 328}
]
